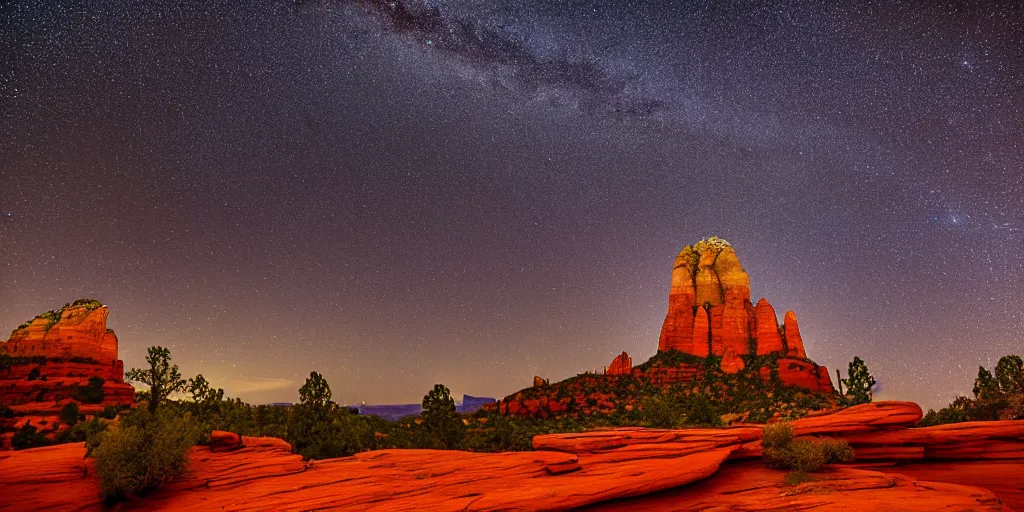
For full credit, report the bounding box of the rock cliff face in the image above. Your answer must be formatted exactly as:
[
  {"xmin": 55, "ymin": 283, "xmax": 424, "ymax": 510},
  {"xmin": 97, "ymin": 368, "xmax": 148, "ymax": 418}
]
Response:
[
  {"xmin": 5, "ymin": 301, "xmax": 119, "ymax": 364},
  {"xmin": 654, "ymin": 237, "xmax": 830, "ymax": 391},
  {"xmin": 494, "ymin": 238, "xmax": 836, "ymax": 420},
  {"xmin": 606, "ymin": 352, "xmax": 632, "ymax": 376},
  {"xmin": 1, "ymin": 300, "xmax": 135, "ymax": 448}
]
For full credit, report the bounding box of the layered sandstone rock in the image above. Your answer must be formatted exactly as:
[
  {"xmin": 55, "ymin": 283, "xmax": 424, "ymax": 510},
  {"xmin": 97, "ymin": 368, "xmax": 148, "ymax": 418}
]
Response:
[
  {"xmin": 658, "ymin": 238, "xmax": 815, "ymax": 362},
  {"xmin": 606, "ymin": 352, "xmax": 632, "ymax": 376},
  {"xmin": 1, "ymin": 301, "xmax": 134, "ymax": 447},
  {"xmin": 5, "ymin": 301, "xmax": 119, "ymax": 364},
  {"xmin": 653, "ymin": 238, "xmax": 826, "ymax": 394},
  {"xmin": 659, "ymin": 238, "xmax": 754, "ymax": 357}
]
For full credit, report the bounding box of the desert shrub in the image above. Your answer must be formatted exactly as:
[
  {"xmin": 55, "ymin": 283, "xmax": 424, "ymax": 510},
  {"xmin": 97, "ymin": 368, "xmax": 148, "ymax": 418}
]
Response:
[
  {"xmin": 761, "ymin": 422, "xmax": 794, "ymax": 449},
  {"xmin": 73, "ymin": 377, "xmax": 106, "ymax": 404},
  {"xmin": 641, "ymin": 393, "xmax": 684, "ymax": 428},
  {"xmin": 784, "ymin": 470, "xmax": 813, "ymax": 485},
  {"xmin": 818, "ymin": 437, "xmax": 856, "ymax": 463},
  {"xmin": 762, "ymin": 422, "xmax": 853, "ymax": 473},
  {"xmin": 55, "ymin": 417, "xmax": 108, "ymax": 444},
  {"xmin": 11, "ymin": 421, "xmax": 52, "ymax": 450},
  {"xmin": 463, "ymin": 414, "xmax": 537, "ymax": 452},
  {"xmin": 90, "ymin": 408, "xmax": 200, "ymax": 500},
  {"xmin": 27, "ymin": 367, "xmax": 41, "ymax": 381},
  {"xmin": 59, "ymin": 402, "xmax": 81, "ymax": 427},
  {"xmin": 685, "ymin": 395, "xmax": 723, "ymax": 426},
  {"xmin": 0, "ymin": 404, "xmax": 14, "ymax": 418},
  {"xmin": 101, "ymin": 406, "xmax": 119, "ymax": 420}
]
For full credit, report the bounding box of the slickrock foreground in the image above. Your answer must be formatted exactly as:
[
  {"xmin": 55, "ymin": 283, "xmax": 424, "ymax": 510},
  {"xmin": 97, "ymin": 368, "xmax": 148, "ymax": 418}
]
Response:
[
  {"xmin": 585, "ymin": 461, "xmax": 1015, "ymax": 512},
  {"xmin": 2, "ymin": 401, "xmax": 1023, "ymax": 511}
]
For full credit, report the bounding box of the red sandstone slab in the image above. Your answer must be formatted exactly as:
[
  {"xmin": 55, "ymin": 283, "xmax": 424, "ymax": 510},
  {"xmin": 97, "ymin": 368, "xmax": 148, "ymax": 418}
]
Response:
[{"xmin": 582, "ymin": 461, "xmax": 1010, "ymax": 512}]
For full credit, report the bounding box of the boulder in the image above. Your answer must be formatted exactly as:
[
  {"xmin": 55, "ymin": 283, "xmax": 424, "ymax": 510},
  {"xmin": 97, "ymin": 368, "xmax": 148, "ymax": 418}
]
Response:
[
  {"xmin": 719, "ymin": 347, "xmax": 745, "ymax": 375},
  {"xmin": 209, "ymin": 431, "xmax": 243, "ymax": 452}
]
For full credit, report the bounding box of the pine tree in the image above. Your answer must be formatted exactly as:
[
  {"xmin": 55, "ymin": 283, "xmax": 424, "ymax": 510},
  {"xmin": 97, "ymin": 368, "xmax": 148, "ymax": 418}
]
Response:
[{"xmin": 841, "ymin": 356, "xmax": 876, "ymax": 406}]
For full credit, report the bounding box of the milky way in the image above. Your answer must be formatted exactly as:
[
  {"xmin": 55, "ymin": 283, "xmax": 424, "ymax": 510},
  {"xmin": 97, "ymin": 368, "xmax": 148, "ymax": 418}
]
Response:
[{"xmin": 1, "ymin": 1, "xmax": 1022, "ymax": 409}]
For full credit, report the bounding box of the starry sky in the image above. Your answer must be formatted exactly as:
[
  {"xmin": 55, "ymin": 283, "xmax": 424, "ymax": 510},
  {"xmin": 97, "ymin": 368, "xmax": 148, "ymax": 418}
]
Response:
[{"xmin": 1, "ymin": 1, "xmax": 1021, "ymax": 410}]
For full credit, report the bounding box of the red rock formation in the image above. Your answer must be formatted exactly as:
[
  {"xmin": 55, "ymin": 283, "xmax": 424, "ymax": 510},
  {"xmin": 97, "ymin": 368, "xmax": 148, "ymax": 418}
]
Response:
[
  {"xmin": 783, "ymin": 310, "xmax": 807, "ymax": 359},
  {"xmin": 769, "ymin": 358, "xmax": 833, "ymax": 393},
  {"xmin": 210, "ymin": 431, "xmax": 244, "ymax": 452},
  {"xmin": 5, "ymin": 303, "xmax": 119, "ymax": 364},
  {"xmin": 754, "ymin": 298, "xmax": 784, "ymax": 355},
  {"xmin": 585, "ymin": 461, "xmax": 1014, "ymax": 511},
  {"xmin": 1, "ymin": 301, "xmax": 135, "ymax": 447},
  {"xmin": 691, "ymin": 307, "xmax": 711, "ymax": 357},
  {"xmin": 655, "ymin": 239, "xmax": 825, "ymax": 393},
  {"xmin": 606, "ymin": 352, "xmax": 632, "ymax": 376}
]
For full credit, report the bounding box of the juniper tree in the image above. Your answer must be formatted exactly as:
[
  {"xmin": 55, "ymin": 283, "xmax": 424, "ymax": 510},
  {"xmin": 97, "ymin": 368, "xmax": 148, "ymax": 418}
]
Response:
[{"xmin": 126, "ymin": 346, "xmax": 187, "ymax": 413}]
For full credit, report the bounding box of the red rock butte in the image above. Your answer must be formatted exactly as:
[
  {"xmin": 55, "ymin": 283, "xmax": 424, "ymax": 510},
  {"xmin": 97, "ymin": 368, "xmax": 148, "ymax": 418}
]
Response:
[
  {"xmin": 1, "ymin": 300, "xmax": 135, "ymax": 448},
  {"xmin": 609, "ymin": 237, "xmax": 832, "ymax": 392}
]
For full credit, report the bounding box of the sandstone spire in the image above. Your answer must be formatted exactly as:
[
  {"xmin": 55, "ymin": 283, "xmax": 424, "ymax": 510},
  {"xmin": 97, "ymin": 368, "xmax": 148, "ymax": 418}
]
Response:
[{"xmin": 784, "ymin": 311, "xmax": 807, "ymax": 359}]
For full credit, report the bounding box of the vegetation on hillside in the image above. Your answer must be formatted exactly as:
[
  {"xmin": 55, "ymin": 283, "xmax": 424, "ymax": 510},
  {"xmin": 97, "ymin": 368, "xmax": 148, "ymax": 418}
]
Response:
[
  {"xmin": 507, "ymin": 350, "xmax": 837, "ymax": 425},
  {"xmin": 14, "ymin": 299, "xmax": 105, "ymax": 330},
  {"xmin": 919, "ymin": 354, "xmax": 1024, "ymax": 426}
]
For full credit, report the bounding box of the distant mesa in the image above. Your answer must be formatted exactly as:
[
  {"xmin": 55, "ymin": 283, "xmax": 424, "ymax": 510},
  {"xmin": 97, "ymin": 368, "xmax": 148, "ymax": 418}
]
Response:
[
  {"xmin": 1, "ymin": 299, "xmax": 136, "ymax": 449},
  {"xmin": 357, "ymin": 394, "xmax": 496, "ymax": 421}
]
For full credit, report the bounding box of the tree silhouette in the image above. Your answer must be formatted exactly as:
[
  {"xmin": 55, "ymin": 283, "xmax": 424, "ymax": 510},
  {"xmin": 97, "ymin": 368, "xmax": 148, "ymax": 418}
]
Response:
[
  {"xmin": 841, "ymin": 356, "xmax": 876, "ymax": 406},
  {"xmin": 125, "ymin": 346, "xmax": 186, "ymax": 412}
]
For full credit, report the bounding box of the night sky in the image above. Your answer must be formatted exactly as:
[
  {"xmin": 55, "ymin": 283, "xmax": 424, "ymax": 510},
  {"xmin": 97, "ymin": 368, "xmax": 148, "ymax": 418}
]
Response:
[{"xmin": 2, "ymin": 1, "xmax": 1021, "ymax": 410}]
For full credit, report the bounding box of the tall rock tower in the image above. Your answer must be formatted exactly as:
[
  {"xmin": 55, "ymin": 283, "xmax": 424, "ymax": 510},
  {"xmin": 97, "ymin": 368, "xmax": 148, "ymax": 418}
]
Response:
[{"xmin": 657, "ymin": 237, "xmax": 808, "ymax": 360}]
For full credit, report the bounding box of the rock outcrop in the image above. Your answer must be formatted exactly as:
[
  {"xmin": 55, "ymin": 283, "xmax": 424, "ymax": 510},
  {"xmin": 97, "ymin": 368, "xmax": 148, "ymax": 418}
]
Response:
[
  {"xmin": 3, "ymin": 402, "xmax": 1022, "ymax": 511},
  {"xmin": 606, "ymin": 352, "xmax": 632, "ymax": 376},
  {"xmin": 1, "ymin": 300, "xmax": 135, "ymax": 448},
  {"xmin": 4, "ymin": 300, "xmax": 119, "ymax": 364},
  {"xmin": 653, "ymin": 237, "xmax": 830, "ymax": 393},
  {"xmin": 495, "ymin": 238, "xmax": 836, "ymax": 420},
  {"xmin": 658, "ymin": 237, "xmax": 813, "ymax": 361}
]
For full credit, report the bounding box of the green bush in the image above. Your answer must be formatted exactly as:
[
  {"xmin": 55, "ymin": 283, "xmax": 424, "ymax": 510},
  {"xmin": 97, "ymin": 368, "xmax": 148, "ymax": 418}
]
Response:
[
  {"xmin": 418, "ymin": 384, "xmax": 466, "ymax": 449},
  {"xmin": 11, "ymin": 421, "xmax": 52, "ymax": 450},
  {"xmin": 90, "ymin": 408, "xmax": 200, "ymax": 500},
  {"xmin": 641, "ymin": 393, "xmax": 684, "ymax": 428},
  {"xmin": 761, "ymin": 422, "xmax": 854, "ymax": 473},
  {"xmin": 56, "ymin": 417, "xmax": 108, "ymax": 444},
  {"xmin": 101, "ymin": 406, "xmax": 119, "ymax": 420},
  {"xmin": 761, "ymin": 422, "xmax": 794, "ymax": 450},
  {"xmin": 59, "ymin": 403, "xmax": 81, "ymax": 427},
  {"xmin": 0, "ymin": 404, "xmax": 14, "ymax": 418},
  {"xmin": 72, "ymin": 377, "xmax": 106, "ymax": 404},
  {"xmin": 27, "ymin": 367, "xmax": 41, "ymax": 381}
]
